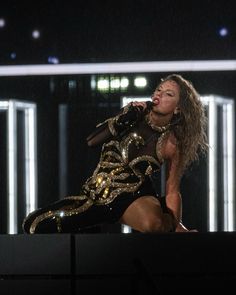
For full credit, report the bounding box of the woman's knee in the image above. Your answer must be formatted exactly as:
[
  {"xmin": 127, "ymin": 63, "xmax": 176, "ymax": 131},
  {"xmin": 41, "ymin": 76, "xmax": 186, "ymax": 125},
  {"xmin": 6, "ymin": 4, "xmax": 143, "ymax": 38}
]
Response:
[
  {"xmin": 140, "ymin": 215, "xmax": 163, "ymax": 232},
  {"xmin": 140, "ymin": 213, "xmax": 175, "ymax": 233}
]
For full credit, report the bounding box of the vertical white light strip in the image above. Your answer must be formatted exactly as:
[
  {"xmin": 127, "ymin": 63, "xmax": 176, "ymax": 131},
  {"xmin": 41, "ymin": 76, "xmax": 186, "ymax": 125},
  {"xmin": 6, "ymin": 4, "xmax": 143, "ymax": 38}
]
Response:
[
  {"xmin": 7, "ymin": 100, "xmax": 18, "ymax": 234},
  {"xmin": 208, "ymin": 98, "xmax": 218, "ymax": 231},
  {"xmin": 24, "ymin": 105, "xmax": 37, "ymax": 215},
  {"xmin": 58, "ymin": 104, "xmax": 68, "ymax": 199},
  {"xmin": 228, "ymin": 103, "xmax": 235, "ymax": 230},
  {"xmin": 222, "ymin": 104, "xmax": 228, "ymax": 230},
  {"xmin": 223, "ymin": 103, "xmax": 235, "ymax": 231}
]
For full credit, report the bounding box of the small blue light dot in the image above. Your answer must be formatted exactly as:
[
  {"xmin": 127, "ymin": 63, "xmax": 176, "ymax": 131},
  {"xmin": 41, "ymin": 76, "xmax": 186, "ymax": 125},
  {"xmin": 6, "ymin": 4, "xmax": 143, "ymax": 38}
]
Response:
[
  {"xmin": 48, "ymin": 56, "xmax": 59, "ymax": 64},
  {"xmin": 32, "ymin": 30, "xmax": 40, "ymax": 39},
  {"xmin": 219, "ymin": 27, "xmax": 228, "ymax": 37},
  {"xmin": 10, "ymin": 52, "xmax": 16, "ymax": 59},
  {"xmin": 0, "ymin": 18, "xmax": 5, "ymax": 28}
]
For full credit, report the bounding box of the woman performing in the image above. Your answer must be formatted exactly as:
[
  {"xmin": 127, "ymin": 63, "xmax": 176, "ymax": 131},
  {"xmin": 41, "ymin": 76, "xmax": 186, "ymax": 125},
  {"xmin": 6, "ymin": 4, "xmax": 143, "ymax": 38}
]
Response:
[{"xmin": 22, "ymin": 74, "xmax": 208, "ymax": 234}]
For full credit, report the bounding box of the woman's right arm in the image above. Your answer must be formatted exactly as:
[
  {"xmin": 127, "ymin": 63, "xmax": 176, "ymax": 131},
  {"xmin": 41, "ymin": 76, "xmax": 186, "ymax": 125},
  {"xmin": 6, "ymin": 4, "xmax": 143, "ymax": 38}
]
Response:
[
  {"xmin": 86, "ymin": 103, "xmax": 142, "ymax": 147},
  {"xmin": 86, "ymin": 120, "xmax": 113, "ymax": 147}
]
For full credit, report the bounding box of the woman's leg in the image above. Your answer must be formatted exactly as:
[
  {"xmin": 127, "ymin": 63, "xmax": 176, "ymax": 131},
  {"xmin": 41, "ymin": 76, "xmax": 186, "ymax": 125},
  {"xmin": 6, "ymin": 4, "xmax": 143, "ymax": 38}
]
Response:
[
  {"xmin": 119, "ymin": 195, "xmax": 177, "ymax": 232},
  {"xmin": 22, "ymin": 198, "xmax": 113, "ymax": 234}
]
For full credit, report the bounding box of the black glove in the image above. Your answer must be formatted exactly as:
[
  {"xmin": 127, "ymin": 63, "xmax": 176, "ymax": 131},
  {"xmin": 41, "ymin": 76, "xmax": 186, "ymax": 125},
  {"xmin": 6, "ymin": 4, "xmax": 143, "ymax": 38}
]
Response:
[{"xmin": 114, "ymin": 102, "xmax": 153, "ymax": 135}]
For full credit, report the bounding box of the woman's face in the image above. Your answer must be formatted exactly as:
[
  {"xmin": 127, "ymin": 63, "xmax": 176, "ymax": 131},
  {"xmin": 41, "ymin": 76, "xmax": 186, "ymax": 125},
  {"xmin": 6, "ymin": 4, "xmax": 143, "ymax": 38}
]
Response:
[{"xmin": 151, "ymin": 80, "xmax": 180, "ymax": 116}]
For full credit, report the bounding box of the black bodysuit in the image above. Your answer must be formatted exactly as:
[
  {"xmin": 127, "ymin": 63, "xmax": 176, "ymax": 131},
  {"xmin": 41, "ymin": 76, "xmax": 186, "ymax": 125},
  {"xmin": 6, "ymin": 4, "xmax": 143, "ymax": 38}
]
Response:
[{"xmin": 22, "ymin": 104, "xmax": 170, "ymax": 234}]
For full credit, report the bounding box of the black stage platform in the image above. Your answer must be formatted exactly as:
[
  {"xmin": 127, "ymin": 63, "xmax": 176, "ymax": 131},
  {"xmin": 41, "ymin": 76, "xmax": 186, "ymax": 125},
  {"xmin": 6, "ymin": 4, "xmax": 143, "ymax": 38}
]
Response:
[{"xmin": 0, "ymin": 232, "xmax": 236, "ymax": 294}]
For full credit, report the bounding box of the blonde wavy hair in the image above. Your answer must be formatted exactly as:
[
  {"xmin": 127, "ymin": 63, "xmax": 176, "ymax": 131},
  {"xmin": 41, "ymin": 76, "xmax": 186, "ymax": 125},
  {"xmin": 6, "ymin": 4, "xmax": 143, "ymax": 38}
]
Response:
[{"xmin": 160, "ymin": 74, "xmax": 208, "ymax": 171}]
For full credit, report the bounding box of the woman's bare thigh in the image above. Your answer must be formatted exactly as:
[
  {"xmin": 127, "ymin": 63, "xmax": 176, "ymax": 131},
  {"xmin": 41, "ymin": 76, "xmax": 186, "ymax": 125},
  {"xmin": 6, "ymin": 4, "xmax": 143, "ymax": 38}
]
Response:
[{"xmin": 119, "ymin": 195, "xmax": 162, "ymax": 231}]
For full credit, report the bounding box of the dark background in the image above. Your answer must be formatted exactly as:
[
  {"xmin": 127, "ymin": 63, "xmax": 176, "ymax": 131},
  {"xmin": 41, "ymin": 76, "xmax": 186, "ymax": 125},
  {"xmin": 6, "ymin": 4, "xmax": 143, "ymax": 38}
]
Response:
[
  {"xmin": 1, "ymin": 0, "xmax": 236, "ymax": 64},
  {"xmin": 0, "ymin": 0, "xmax": 235, "ymax": 233}
]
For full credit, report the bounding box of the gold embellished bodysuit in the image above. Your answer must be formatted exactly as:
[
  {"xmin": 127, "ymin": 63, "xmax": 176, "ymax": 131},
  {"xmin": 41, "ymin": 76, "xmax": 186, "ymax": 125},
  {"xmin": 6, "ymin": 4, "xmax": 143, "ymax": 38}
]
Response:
[{"xmin": 22, "ymin": 104, "xmax": 170, "ymax": 234}]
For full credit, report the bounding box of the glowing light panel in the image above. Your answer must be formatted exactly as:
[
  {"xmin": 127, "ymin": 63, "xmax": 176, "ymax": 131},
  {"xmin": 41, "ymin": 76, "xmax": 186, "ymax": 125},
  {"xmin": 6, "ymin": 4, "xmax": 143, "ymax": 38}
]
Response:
[
  {"xmin": 0, "ymin": 100, "xmax": 37, "ymax": 234},
  {"xmin": 0, "ymin": 60, "xmax": 236, "ymax": 76}
]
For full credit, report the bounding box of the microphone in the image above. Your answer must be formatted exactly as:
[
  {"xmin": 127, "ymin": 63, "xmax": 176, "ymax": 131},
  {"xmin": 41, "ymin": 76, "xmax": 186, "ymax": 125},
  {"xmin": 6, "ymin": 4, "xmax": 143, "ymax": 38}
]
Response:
[
  {"xmin": 133, "ymin": 101, "xmax": 154, "ymax": 114},
  {"xmin": 145, "ymin": 101, "xmax": 154, "ymax": 111},
  {"xmin": 117, "ymin": 101, "xmax": 154, "ymax": 127}
]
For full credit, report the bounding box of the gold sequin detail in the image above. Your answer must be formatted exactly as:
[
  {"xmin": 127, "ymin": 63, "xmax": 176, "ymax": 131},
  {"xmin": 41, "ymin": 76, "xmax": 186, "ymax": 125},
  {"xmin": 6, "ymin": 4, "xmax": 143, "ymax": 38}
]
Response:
[
  {"xmin": 29, "ymin": 111, "xmax": 167, "ymax": 233},
  {"xmin": 120, "ymin": 132, "xmax": 145, "ymax": 163},
  {"xmin": 145, "ymin": 114, "xmax": 170, "ymax": 133},
  {"xmin": 29, "ymin": 197, "xmax": 93, "ymax": 234}
]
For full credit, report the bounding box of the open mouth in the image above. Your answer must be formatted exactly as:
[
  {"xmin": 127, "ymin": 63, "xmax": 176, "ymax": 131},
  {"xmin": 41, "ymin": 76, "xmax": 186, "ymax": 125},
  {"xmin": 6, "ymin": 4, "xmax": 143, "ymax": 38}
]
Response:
[{"xmin": 152, "ymin": 98, "xmax": 159, "ymax": 105}]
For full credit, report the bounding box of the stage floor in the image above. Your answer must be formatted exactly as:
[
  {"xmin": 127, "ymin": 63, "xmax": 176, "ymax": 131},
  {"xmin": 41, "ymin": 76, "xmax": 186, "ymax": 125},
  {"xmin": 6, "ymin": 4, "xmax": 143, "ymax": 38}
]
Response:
[{"xmin": 0, "ymin": 232, "xmax": 235, "ymax": 294}]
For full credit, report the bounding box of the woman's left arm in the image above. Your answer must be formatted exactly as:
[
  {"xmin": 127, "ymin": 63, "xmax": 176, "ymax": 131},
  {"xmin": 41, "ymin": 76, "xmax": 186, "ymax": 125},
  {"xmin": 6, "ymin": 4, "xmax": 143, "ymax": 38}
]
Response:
[{"xmin": 165, "ymin": 140, "xmax": 190, "ymax": 232}]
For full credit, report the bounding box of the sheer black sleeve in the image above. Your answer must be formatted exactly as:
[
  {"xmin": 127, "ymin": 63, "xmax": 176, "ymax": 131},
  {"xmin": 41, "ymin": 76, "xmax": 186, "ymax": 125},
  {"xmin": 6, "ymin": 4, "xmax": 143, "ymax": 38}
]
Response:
[
  {"xmin": 86, "ymin": 103, "xmax": 143, "ymax": 147},
  {"xmin": 86, "ymin": 120, "xmax": 111, "ymax": 147}
]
